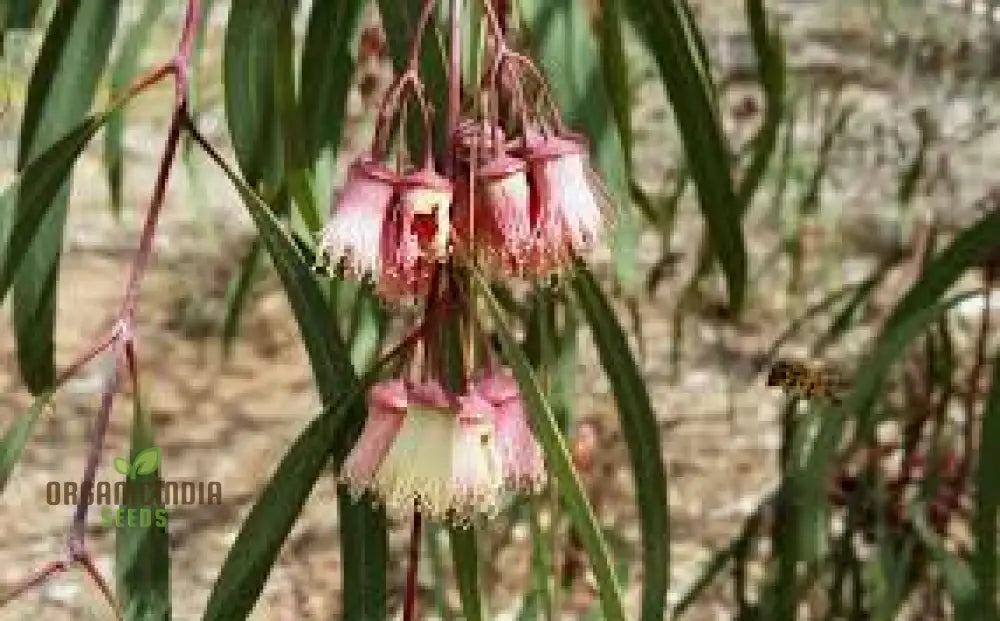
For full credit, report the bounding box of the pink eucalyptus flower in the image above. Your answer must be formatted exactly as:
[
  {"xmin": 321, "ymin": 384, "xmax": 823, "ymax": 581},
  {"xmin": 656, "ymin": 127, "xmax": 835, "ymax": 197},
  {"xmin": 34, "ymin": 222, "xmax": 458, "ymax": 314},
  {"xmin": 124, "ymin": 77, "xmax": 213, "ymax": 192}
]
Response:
[
  {"xmin": 379, "ymin": 168, "xmax": 453, "ymax": 299},
  {"xmin": 340, "ymin": 379, "xmax": 408, "ymax": 497},
  {"xmin": 370, "ymin": 380, "xmax": 503, "ymax": 522},
  {"xmin": 477, "ymin": 369, "xmax": 546, "ymax": 492},
  {"xmin": 522, "ymin": 135, "xmax": 604, "ymax": 272},
  {"xmin": 452, "ymin": 155, "xmax": 532, "ymax": 276},
  {"xmin": 319, "ymin": 158, "xmax": 397, "ymax": 280}
]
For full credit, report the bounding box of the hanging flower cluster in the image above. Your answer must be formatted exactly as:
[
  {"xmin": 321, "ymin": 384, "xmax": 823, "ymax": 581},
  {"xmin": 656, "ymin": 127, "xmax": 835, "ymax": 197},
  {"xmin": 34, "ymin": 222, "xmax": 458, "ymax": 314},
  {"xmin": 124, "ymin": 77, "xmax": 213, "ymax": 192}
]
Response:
[
  {"xmin": 324, "ymin": 0, "xmax": 605, "ymax": 524},
  {"xmin": 340, "ymin": 369, "xmax": 544, "ymax": 523},
  {"xmin": 319, "ymin": 4, "xmax": 608, "ymax": 298}
]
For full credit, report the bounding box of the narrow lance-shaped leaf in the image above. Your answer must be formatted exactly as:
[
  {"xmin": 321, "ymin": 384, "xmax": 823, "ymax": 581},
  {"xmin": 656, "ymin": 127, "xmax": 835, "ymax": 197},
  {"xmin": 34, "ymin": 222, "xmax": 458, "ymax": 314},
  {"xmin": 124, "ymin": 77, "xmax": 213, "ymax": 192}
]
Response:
[
  {"xmin": 477, "ymin": 272, "xmax": 626, "ymax": 621},
  {"xmin": 115, "ymin": 390, "xmax": 170, "ymax": 621},
  {"xmin": 104, "ymin": 0, "xmax": 166, "ymax": 215},
  {"xmin": 571, "ymin": 264, "xmax": 669, "ymax": 621},
  {"xmin": 622, "ymin": 0, "xmax": 746, "ymax": 310},
  {"xmin": 223, "ymin": 0, "xmax": 282, "ymax": 192},
  {"xmin": 973, "ymin": 349, "xmax": 1000, "ymax": 619},
  {"xmin": 338, "ymin": 490, "xmax": 389, "ymax": 621},
  {"xmin": 202, "ymin": 400, "xmax": 352, "ymax": 620},
  {"xmin": 299, "ymin": 0, "xmax": 366, "ymax": 166},
  {"xmin": 188, "ymin": 123, "xmax": 386, "ymax": 619},
  {"xmin": 519, "ymin": 0, "xmax": 637, "ymax": 291},
  {"xmin": 0, "ymin": 391, "xmax": 54, "ymax": 496},
  {"xmin": 450, "ymin": 525, "xmax": 486, "ymax": 621},
  {"xmin": 13, "ymin": 0, "xmax": 121, "ymax": 393},
  {"xmin": 273, "ymin": 0, "xmax": 319, "ymax": 232}
]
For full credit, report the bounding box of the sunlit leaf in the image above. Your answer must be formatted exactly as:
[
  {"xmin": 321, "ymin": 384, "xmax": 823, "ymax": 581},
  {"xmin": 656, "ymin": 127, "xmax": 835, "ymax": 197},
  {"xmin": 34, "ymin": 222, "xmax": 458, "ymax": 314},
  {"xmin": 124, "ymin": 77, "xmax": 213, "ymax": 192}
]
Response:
[
  {"xmin": 477, "ymin": 272, "xmax": 626, "ymax": 621},
  {"xmin": 623, "ymin": 0, "xmax": 746, "ymax": 310},
  {"xmin": 0, "ymin": 391, "xmax": 54, "ymax": 495},
  {"xmin": 104, "ymin": 0, "xmax": 165, "ymax": 215},
  {"xmin": 223, "ymin": 0, "xmax": 282, "ymax": 191},
  {"xmin": 115, "ymin": 391, "xmax": 170, "ymax": 621},
  {"xmin": 12, "ymin": 0, "xmax": 120, "ymax": 393},
  {"xmin": 571, "ymin": 264, "xmax": 669, "ymax": 620},
  {"xmin": 299, "ymin": 0, "xmax": 365, "ymax": 165}
]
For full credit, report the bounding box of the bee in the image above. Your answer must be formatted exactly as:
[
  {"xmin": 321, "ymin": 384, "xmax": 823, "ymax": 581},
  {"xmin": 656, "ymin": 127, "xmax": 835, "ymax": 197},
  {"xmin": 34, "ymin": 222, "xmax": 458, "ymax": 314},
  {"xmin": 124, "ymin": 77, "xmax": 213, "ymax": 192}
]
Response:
[{"xmin": 766, "ymin": 359, "xmax": 848, "ymax": 405}]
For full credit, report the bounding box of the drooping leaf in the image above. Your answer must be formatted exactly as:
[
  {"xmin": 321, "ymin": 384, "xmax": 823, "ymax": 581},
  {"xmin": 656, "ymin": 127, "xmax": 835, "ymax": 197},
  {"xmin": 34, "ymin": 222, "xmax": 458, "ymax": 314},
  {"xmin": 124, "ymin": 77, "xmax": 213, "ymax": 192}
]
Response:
[
  {"xmin": 0, "ymin": 391, "xmax": 54, "ymax": 495},
  {"xmin": 188, "ymin": 123, "xmax": 357, "ymax": 407},
  {"xmin": 622, "ymin": 0, "xmax": 746, "ymax": 310},
  {"xmin": 187, "ymin": 123, "xmax": 386, "ymax": 619},
  {"xmin": 104, "ymin": 0, "xmax": 166, "ymax": 215},
  {"xmin": 115, "ymin": 391, "xmax": 170, "ymax": 621},
  {"xmin": 519, "ymin": 0, "xmax": 637, "ymax": 291},
  {"xmin": 338, "ymin": 491, "xmax": 389, "ymax": 621},
  {"xmin": 223, "ymin": 0, "xmax": 282, "ymax": 191},
  {"xmin": 973, "ymin": 350, "xmax": 1000, "ymax": 620},
  {"xmin": 450, "ymin": 525, "xmax": 486, "ymax": 621},
  {"xmin": 911, "ymin": 504, "xmax": 979, "ymax": 617},
  {"xmin": 477, "ymin": 272, "xmax": 626, "ymax": 621},
  {"xmin": 273, "ymin": 0, "xmax": 319, "ymax": 232},
  {"xmin": 299, "ymin": 0, "xmax": 366, "ymax": 165},
  {"xmin": 12, "ymin": 0, "xmax": 120, "ymax": 393},
  {"xmin": 735, "ymin": 0, "xmax": 785, "ymax": 212},
  {"xmin": 571, "ymin": 264, "xmax": 669, "ymax": 620},
  {"xmin": 202, "ymin": 401, "xmax": 352, "ymax": 620},
  {"xmin": 221, "ymin": 238, "xmax": 263, "ymax": 357}
]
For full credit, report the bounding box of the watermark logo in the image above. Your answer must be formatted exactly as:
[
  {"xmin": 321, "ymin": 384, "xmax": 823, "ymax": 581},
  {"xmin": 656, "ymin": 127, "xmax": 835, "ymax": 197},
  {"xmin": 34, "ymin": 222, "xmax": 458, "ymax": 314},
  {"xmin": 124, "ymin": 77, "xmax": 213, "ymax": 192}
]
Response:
[
  {"xmin": 113, "ymin": 446, "xmax": 161, "ymax": 480},
  {"xmin": 45, "ymin": 445, "xmax": 222, "ymax": 528}
]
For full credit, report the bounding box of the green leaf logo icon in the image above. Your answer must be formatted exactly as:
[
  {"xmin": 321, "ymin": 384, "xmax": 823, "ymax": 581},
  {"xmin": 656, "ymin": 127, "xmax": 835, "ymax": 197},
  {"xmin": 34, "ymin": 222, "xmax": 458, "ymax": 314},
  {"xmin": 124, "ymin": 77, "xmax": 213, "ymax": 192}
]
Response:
[
  {"xmin": 113, "ymin": 457, "xmax": 131, "ymax": 477},
  {"xmin": 129, "ymin": 447, "xmax": 161, "ymax": 479}
]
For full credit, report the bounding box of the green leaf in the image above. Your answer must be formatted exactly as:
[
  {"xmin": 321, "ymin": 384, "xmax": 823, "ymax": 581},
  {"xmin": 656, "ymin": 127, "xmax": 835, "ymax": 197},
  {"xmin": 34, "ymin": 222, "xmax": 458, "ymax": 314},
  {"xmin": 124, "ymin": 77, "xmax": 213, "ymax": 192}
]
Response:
[
  {"xmin": 0, "ymin": 391, "xmax": 53, "ymax": 495},
  {"xmin": 273, "ymin": 0, "xmax": 319, "ymax": 233},
  {"xmin": 973, "ymin": 349, "xmax": 1000, "ymax": 620},
  {"xmin": 188, "ymin": 124, "xmax": 384, "ymax": 619},
  {"xmin": 519, "ymin": 0, "xmax": 637, "ymax": 291},
  {"xmin": 623, "ymin": 0, "xmax": 746, "ymax": 310},
  {"xmin": 477, "ymin": 272, "xmax": 626, "ymax": 621},
  {"xmin": 202, "ymin": 400, "xmax": 353, "ymax": 620},
  {"xmin": 130, "ymin": 446, "xmax": 161, "ymax": 478},
  {"xmin": 299, "ymin": 0, "xmax": 365, "ymax": 165},
  {"xmin": 189, "ymin": 125, "xmax": 357, "ymax": 407},
  {"xmin": 103, "ymin": 0, "xmax": 165, "ymax": 215},
  {"xmin": 735, "ymin": 0, "xmax": 785, "ymax": 211},
  {"xmin": 911, "ymin": 504, "xmax": 978, "ymax": 617},
  {"xmin": 221, "ymin": 238, "xmax": 263, "ymax": 357},
  {"xmin": 450, "ymin": 525, "xmax": 485, "ymax": 621},
  {"xmin": 113, "ymin": 457, "xmax": 131, "ymax": 477},
  {"xmin": 12, "ymin": 0, "xmax": 120, "ymax": 393},
  {"xmin": 798, "ymin": 208, "xmax": 1000, "ymax": 540},
  {"xmin": 338, "ymin": 491, "xmax": 388, "ymax": 621},
  {"xmin": 571, "ymin": 264, "xmax": 669, "ymax": 620},
  {"xmin": 115, "ymin": 391, "xmax": 170, "ymax": 621},
  {"xmin": 223, "ymin": 0, "xmax": 282, "ymax": 190}
]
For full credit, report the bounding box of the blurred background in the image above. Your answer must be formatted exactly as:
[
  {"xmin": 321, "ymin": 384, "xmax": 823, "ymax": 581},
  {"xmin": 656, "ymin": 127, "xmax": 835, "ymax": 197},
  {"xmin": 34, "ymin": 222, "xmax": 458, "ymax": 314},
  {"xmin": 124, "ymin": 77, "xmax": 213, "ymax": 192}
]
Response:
[{"xmin": 2, "ymin": 0, "xmax": 1000, "ymax": 618}]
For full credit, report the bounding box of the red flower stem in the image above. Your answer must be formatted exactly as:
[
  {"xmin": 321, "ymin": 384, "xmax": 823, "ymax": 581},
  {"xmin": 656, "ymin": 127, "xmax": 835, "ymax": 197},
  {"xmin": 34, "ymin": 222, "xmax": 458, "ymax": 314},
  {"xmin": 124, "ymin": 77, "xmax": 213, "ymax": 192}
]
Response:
[
  {"xmin": 373, "ymin": 0, "xmax": 439, "ymax": 161},
  {"xmin": 402, "ymin": 510, "xmax": 424, "ymax": 621},
  {"xmin": 68, "ymin": 355, "xmax": 121, "ymax": 556}
]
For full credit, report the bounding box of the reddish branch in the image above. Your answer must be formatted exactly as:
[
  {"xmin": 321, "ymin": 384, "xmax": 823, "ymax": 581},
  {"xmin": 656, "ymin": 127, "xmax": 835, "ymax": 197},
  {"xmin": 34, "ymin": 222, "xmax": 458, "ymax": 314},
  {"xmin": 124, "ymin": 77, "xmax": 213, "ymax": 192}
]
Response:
[{"xmin": 1, "ymin": 0, "xmax": 202, "ymax": 613}]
